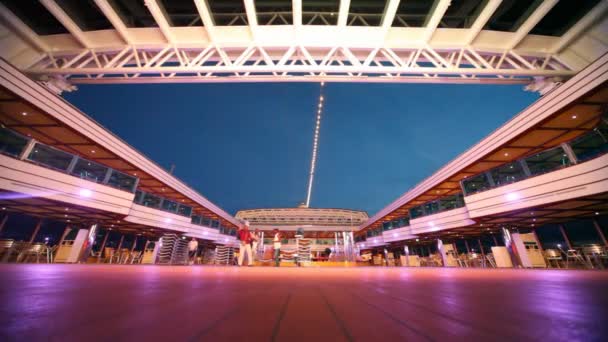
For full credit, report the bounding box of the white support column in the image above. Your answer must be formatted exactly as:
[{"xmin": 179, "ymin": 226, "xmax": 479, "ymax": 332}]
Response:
[
  {"xmin": 506, "ymin": 0, "xmax": 559, "ymax": 50},
  {"xmin": 194, "ymin": 0, "xmax": 217, "ymax": 42},
  {"xmin": 381, "ymin": 0, "xmax": 400, "ymax": 30},
  {"xmin": 40, "ymin": 0, "xmax": 92, "ymax": 48},
  {"xmin": 464, "ymin": 0, "xmax": 502, "ymax": 45},
  {"xmin": 551, "ymin": 1, "xmax": 608, "ymax": 53},
  {"xmin": 144, "ymin": 0, "xmax": 175, "ymax": 44},
  {"xmin": 0, "ymin": 2, "xmax": 49, "ymax": 52},
  {"xmin": 293, "ymin": 0, "xmax": 303, "ymax": 27},
  {"xmin": 337, "ymin": 0, "xmax": 351, "ymax": 27},
  {"xmin": 94, "ymin": 0, "xmax": 132, "ymax": 44},
  {"xmin": 243, "ymin": 0, "xmax": 258, "ymax": 40},
  {"xmin": 421, "ymin": 0, "xmax": 451, "ymax": 43}
]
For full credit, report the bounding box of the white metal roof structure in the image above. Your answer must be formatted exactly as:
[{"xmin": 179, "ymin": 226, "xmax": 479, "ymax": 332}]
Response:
[
  {"xmin": 0, "ymin": 1, "xmax": 607, "ymax": 91},
  {"xmin": 235, "ymin": 207, "xmax": 368, "ymax": 231}
]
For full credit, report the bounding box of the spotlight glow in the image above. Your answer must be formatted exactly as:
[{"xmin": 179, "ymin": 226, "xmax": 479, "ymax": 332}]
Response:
[
  {"xmin": 79, "ymin": 189, "xmax": 92, "ymax": 197},
  {"xmin": 505, "ymin": 192, "xmax": 519, "ymax": 201}
]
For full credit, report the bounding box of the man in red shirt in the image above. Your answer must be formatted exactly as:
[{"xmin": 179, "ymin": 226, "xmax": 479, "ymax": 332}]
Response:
[{"xmin": 237, "ymin": 221, "xmax": 253, "ymax": 266}]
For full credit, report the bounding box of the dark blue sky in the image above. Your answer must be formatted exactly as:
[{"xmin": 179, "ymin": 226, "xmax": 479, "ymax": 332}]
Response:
[{"xmin": 64, "ymin": 82, "xmax": 537, "ymax": 216}]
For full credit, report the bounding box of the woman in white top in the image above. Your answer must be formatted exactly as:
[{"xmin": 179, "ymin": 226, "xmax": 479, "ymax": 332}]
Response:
[{"xmin": 273, "ymin": 229, "xmax": 281, "ymax": 267}]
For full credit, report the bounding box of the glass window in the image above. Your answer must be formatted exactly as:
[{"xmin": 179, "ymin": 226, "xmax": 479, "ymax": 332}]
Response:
[
  {"xmin": 410, "ymin": 205, "xmax": 425, "ymax": 219},
  {"xmin": 191, "ymin": 215, "xmax": 202, "ymax": 225},
  {"xmin": 255, "ymin": 0, "xmax": 292, "ymax": 25},
  {"xmin": 462, "ymin": 172, "xmax": 492, "ymax": 196},
  {"xmin": 424, "ymin": 201, "xmax": 440, "ymax": 215},
  {"xmin": 382, "ymin": 221, "xmax": 392, "ymax": 231},
  {"xmin": 524, "ymin": 147, "xmax": 570, "ymax": 176},
  {"xmin": 0, "ymin": 127, "xmax": 29, "ymax": 157},
  {"xmin": 107, "ymin": 170, "xmax": 137, "ymax": 192},
  {"xmin": 2, "ymin": 0, "xmax": 69, "ymax": 35},
  {"xmin": 490, "ymin": 161, "xmax": 526, "ymax": 187},
  {"xmin": 142, "ymin": 192, "xmax": 162, "ymax": 208},
  {"xmin": 159, "ymin": 0, "xmax": 200, "ymax": 27},
  {"xmin": 530, "ymin": 0, "xmax": 600, "ymax": 37},
  {"xmin": 178, "ymin": 204, "xmax": 192, "ymax": 217},
  {"xmin": 439, "ymin": 193, "xmax": 465, "ymax": 211},
  {"xmin": 201, "ymin": 217, "xmax": 211, "ymax": 226},
  {"xmin": 211, "ymin": 220, "xmax": 220, "ymax": 228},
  {"xmin": 484, "ymin": 0, "xmax": 543, "ymax": 32},
  {"xmin": 348, "ymin": 0, "xmax": 386, "ymax": 26},
  {"xmin": 71, "ymin": 158, "xmax": 108, "ymax": 183},
  {"xmin": 393, "ymin": 0, "xmax": 435, "ymax": 27},
  {"xmin": 134, "ymin": 190, "xmax": 144, "ymax": 203},
  {"xmin": 570, "ymin": 125, "xmax": 608, "ymax": 162},
  {"xmin": 302, "ymin": 0, "xmax": 339, "ymax": 25},
  {"xmin": 442, "ymin": 0, "xmax": 486, "ymax": 28},
  {"xmin": 208, "ymin": 0, "xmax": 248, "ymax": 25},
  {"xmin": 162, "ymin": 199, "xmax": 178, "ymax": 213},
  {"xmin": 55, "ymin": 0, "xmax": 113, "ymax": 31},
  {"xmin": 27, "ymin": 143, "xmax": 74, "ymax": 171}
]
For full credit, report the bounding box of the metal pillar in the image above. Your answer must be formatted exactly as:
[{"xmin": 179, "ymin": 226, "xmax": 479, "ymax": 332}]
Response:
[
  {"xmin": 28, "ymin": 218, "xmax": 43, "ymax": 243},
  {"xmin": 130, "ymin": 237, "xmax": 138, "ymax": 252},
  {"xmin": 502, "ymin": 227, "xmax": 520, "ymax": 267},
  {"xmin": 98, "ymin": 230, "xmax": 110, "ymax": 262},
  {"xmin": 0, "ymin": 214, "xmax": 8, "ymax": 234},
  {"xmin": 559, "ymin": 225, "xmax": 573, "ymax": 250},
  {"xmin": 464, "ymin": 239, "xmax": 471, "ymax": 253},
  {"xmin": 477, "ymin": 239, "xmax": 485, "ymax": 257},
  {"xmin": 426, "ymin": 245, "xmax": 432, "ymax": 256},
  {"xmin": 78, "ymin": 223, "xmax": 98, "ymax": 263},
  {"xmin": 593, "ymin": 219, "xmax": 608, "ymax": 247},
  {"xmin": 492, "ymin": 234, "xmax": 499, "ymax": 246},
  {"xmin": 404, "ymin": 245, "xmax": 410, "ymax": 266}
]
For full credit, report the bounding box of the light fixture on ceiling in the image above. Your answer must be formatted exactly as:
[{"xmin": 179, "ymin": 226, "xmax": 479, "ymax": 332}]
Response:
[
  {"xmin": 21, "ymin": 112, "xmax": 27, "ymax": 116},
  {"xmin": 571, "ymin": 115, "xmax": 577, "ymax": 119}
]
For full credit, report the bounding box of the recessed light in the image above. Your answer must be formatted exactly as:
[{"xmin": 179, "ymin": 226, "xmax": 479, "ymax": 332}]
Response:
[
  {"xmin": 504, "ymin": 153, "xmax": 509, "ymax": 157},
  {"xmin": 64, "ymin": 214, "xmax": 68, "ymax": 217},
  {"xmin": 91, "ymin": 150, "xmax": 95, "ymax": 153},
  {"xmin": 111, "ymin": 224, "xmax": 114, "ymax": 227},
  {"xmin": 1, "ymin": 207, "xmax": 5, "ymax": 210},
  {"xmin": 21, "ymin": 112, "xmax": 27, "ymax": 116},
  {"xmin": 596, "ymin": 212, "xmax": 600, "ymax": 215},
  {"xmin": 571, "ymin": 115, "xmax": 577, "ymax": 119},
  {"xmin": 67, "ymin": 219, "xmax": 71, "ymax": 222}
]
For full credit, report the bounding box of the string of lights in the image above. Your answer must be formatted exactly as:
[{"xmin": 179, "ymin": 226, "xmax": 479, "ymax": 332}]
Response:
[{"xmin": 305, "ymin": 82, "xmax": 325, "ymax": 208}]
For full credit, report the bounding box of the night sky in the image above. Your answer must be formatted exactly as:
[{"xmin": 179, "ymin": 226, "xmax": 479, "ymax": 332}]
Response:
[{"xmin": 64, "ymin": 82, "xmax": 538, "ymax": 216}]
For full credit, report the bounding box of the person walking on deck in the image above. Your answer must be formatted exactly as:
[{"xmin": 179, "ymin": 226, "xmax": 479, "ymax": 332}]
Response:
[
  {"xmin": 188, "ymin": 238, "xmax": 198, "ymax": 265},
  {"xmin": 237, "ymin": 221, "xmax": 253, "ymax": 266},
  {"xmin": 273, "ymin": 229, "xmax": 282, "ymax": 267}
]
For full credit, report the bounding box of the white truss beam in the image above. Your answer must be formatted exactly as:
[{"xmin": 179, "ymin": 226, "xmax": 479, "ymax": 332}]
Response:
[
  {"xmin": 382, "ymin": 0, "xmax": 401, "ymax": 30},
  {"xmin": 293, "ymin": 0, "xmax": 302, "ymax": 27},
  {"xmin": 422, "ymin": 0, "xmax": 451, "ymax": 43},
  {"xmin": 194, "ymin": 0, "xmax": 217, "ymax": 42},
  {"xmin": 0, "ymin": 2, "xmax": 49, "ymax": 52},
  {"xmin": 244, "ymin": 0, "xmax": 258, "ymax": 39},
  {"xmin": 39, "ymin": 0, "xmax": 91, "ymax": 48},
  {"xmin": 465, "ymin": 0, "xmax": 502, "ymax": 45},
  {"xmin": 94, "ymin": 0, "xmax": 132, "ymax": 44},
  {"xmin": 338, "ymin": 0, "xmax": 351, "ymax": 27},
  {"xmin": 25, "ymin": 45, "xmax": 575, "ymax": 85},
  {"xmin": 507, "ymin": 0, "xmax": 559, "ymax": 50},
  {"xmin": 144, "ymin": 0, "xmax": 175, "ymax": 43},
  {"xmin": 551, "ymin": 1, "xmax": 608, "ymax": 53}
]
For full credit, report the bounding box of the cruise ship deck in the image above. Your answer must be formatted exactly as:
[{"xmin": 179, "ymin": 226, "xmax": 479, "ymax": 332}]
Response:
[{"xmin": 2, "ymin": 264, "xmax": 608, "ymax": 341}]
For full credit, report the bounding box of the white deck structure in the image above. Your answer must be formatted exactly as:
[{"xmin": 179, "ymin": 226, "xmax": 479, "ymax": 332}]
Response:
[{"xmin": 0, "ymin": 1, "xmax": 606, "ymax": 91}]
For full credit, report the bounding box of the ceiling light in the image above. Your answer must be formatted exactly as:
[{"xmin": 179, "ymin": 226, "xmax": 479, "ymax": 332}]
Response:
[
  {"xmin": 504, "ymin": 152, "xmax": 509, "ymax": 157},
  {"xmin": 596, "ymin": 212, "xmax": 600, "ymax": 215},
  {"xmin": 1, "ymin": 207, "xmax": 5, "ymax": 210},
  {"xmin": 91, "ymin": 150, "xmax": 95, "ymax": 153},
  {"xmin": 571, "ymin": 115, "xmax": 577, "ymax": 119},
  {"xmin": 21, "ymin": 112, "xmax": 27, "ymax": 116}
]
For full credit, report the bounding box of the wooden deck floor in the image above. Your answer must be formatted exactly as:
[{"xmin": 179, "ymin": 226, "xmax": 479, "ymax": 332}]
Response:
[{"xmin": 1, "ymin": 265, "xmax": 607, "ymax": 341}]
